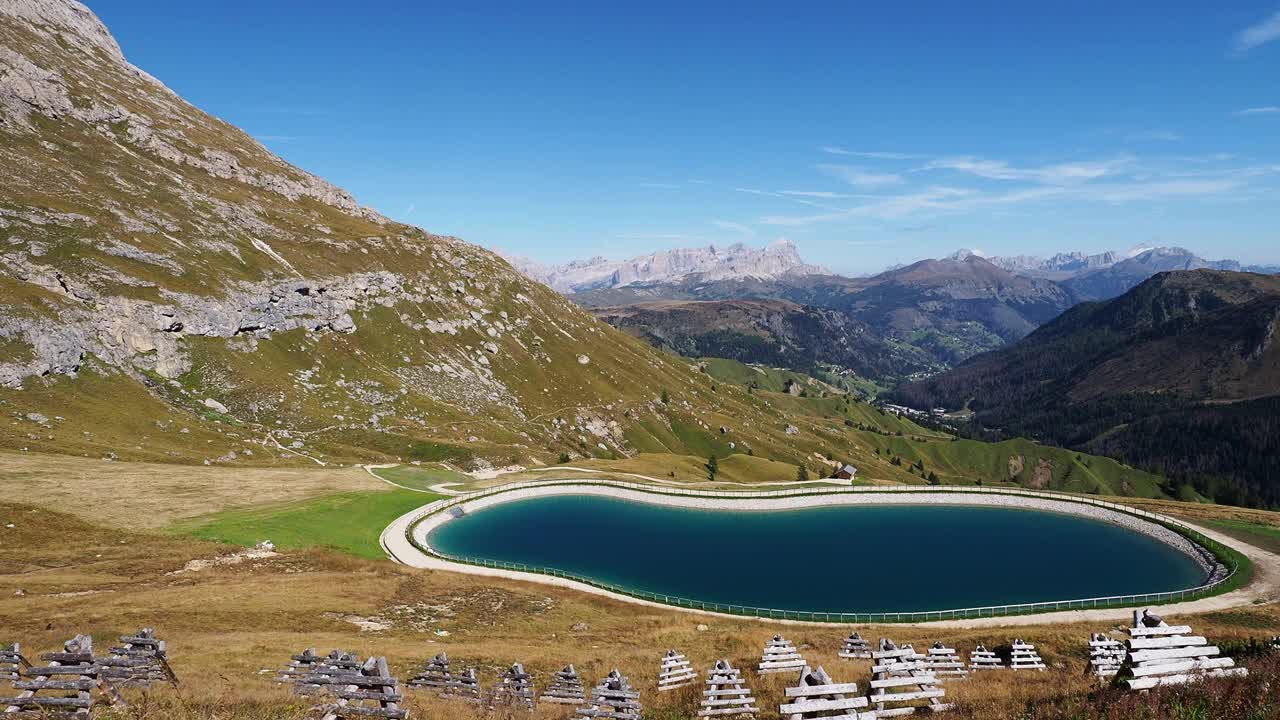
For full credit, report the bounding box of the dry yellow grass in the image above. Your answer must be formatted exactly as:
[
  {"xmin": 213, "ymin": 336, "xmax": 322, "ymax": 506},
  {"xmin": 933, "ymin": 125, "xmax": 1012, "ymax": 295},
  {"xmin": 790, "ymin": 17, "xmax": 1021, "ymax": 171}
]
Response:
[
  {"xmin": 4, "ymin": 501, "xmax": 1279, "ymax": 719},
  {"xmin": 0, "ymin": 451, "xmax": 383, "ymax": 527}
]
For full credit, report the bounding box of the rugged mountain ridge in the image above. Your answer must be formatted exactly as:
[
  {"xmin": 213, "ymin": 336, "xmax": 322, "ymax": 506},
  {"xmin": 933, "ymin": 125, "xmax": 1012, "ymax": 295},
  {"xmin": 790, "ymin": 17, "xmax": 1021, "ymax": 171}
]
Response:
[
  {"xmin": 0, "ymin": 0, "xmax": 861, "ymax": 470},
  {"xmin": 583, "ymin": 256, "xmax": 1074, "ymax": 382},
  {"xmin": 890, "ymin": 270, "xmax": 1280, "ymax": 507},
  {"xmin": 947, "ymin": 248, "xmax": 1122, "ymax": 276},
  {"xmin": 593, "ymin": 298, "xmax": 939, "ymax": 388},
  {"xmin": 507, "ymin": 238, "xmax": 828, "ymax": 293}
]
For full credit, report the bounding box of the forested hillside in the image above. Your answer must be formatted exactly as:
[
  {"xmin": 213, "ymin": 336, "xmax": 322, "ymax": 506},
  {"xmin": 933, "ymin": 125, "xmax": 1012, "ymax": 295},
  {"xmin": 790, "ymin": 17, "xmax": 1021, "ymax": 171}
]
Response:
[{"xmin": 890, "ymin": 270, "xmax": 1280, "ymax": 508}]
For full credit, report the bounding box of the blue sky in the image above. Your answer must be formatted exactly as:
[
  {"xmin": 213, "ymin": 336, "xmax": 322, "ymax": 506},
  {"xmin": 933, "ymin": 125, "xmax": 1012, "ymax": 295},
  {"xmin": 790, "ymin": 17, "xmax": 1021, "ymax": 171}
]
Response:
[{"xmin": 92, "ymin": 1, "xmax": 1280, "ymax": 274}]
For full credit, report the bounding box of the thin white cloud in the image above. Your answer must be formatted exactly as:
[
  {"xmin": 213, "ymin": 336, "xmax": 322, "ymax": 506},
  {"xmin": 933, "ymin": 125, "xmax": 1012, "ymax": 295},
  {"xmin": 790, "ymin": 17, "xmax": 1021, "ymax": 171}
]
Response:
[
  {"xmin": 817, "ymin": 163, "xmax": 904, "ymax": 187},
  {"xmin": 919, "ymin": 155, "xmax": 1133, "ymax": 185},
  {"xmin": 1234, "ymin": 9, "xmax": 1280, "ymax": 53},
  {"xmin": 820, "ymin": 146, "xmax": 923, "ymax": 160},
  {"xmin": 638, "ymin": 182, "xmax": 683, "ymax": 189},
  {"xmin": 1091, "ymin": 179, "xmax": 1242, "ymax": 203},
  {"xmin": 712, "ymin": 220, "xmax": 755, "ymax": 235},
  {"xmin": 779, "ymin": 190, "xmax": 860, "ymax": 198},
  {"xmin": 756, "ymin": 176, "xmax": 1246, "ymax": 227},
  {"xmin": 403, "ymin": 202, "xmax": 416, "ymax": 216},
  {"xmin": 1234, "ymin": 106, "xmax": 1280, "ymax": 116},
  {"xmin": 732, "ymin": 187, "xmax": 845, "ymax": 210}
]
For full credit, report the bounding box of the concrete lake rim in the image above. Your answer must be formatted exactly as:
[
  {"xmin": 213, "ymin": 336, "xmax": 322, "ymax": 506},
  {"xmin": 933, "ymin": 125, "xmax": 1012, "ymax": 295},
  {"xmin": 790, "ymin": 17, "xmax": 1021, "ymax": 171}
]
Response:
[{"xmin": 380, "ymin": 479, "xmax": 1268, "ymax": 625}]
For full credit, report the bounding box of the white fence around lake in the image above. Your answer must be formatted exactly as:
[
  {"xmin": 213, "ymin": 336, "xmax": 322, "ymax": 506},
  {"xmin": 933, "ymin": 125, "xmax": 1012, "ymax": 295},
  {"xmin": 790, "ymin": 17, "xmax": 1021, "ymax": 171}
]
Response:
[{"xmin": 391, "ymin": 478, "xmax": 1243, "ymax": 624}]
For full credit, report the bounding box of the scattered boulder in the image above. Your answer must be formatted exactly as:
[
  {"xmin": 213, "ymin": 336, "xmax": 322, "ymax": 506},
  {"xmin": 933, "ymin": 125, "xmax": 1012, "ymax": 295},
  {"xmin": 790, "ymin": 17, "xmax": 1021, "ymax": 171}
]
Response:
[{"xmin": 203, "ymin": 398, "xmax": 228, "ymax": 413}]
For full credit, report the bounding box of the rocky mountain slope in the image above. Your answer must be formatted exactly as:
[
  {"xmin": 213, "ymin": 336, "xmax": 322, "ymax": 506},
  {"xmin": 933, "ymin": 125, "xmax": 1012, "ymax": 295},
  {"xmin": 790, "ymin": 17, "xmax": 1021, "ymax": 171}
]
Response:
[
  {"xmin": 592, "ymin": 299, "xmax": 939, "ymax": 388},
  {"xmin": 947, "ymin": 248, "xmax": 1122, "ymax": 277},
  {"xmin": 0, "ymin": 0, "xmax": 865, "ymax": 471},
  {"xmin": 890, "ymin": 270, "xmax": 1280, "ymax": 507},
  {"xmin": 1059, "ymin": 247, "xmax": 1244, "ymax": 302},
  {"xmin": 507, "ymin": 239, "xmax": 827, "ymax": 293},
  {"xmin": 583, "ymin": 256, "xmax": 1074, "ymax": 383}
]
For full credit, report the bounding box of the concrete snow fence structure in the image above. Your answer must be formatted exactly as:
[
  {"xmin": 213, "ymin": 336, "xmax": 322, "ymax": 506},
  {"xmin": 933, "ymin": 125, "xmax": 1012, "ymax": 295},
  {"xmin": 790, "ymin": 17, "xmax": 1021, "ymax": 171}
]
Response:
[
  {"xmin": 1119, "ymin": 609, "xmax": 1247, "ymax": 691},
  {"xmin": 489, "ymin": 662, "xmax": 536, "ymax": 710},
  {"xmin": 868, "ymin": 638, "xmax": 950, "ymax": 716},
  {"xmin": 1010, "ymin": 640, "xmax": 1046, "ymax": 671},
  {"xmin": 968, "ymin": 644, "xmax": 1004, "ymax": 671},
  {"xmin": 577, "ymin": 669, "xmax": 642, "ymax": 720},
  {"xmin": 838, "ymin": 632, "xmax": 872, "ymax": 660},
  {"xmin": 406, "ymin": 652, "xmax": 451, "ymax": 692},
  {"xmin": 779, "ymin": 665, "xmax": 873, "ymax": 720},
  {"xmin": 0, "ymin": 635, "xmax": 126, "ymax": 719},
  {"xmin": 444, "ymin": 667, "xmax": 483, "ymax": 703},
  {"xmin": 541, "ymin": 665, "xmax": 586, "ymax": 705},
  {"xmin": 920, "ymin": 641, "xmax": 969, "ymax": 679},
  {"xmin": 1089, "ymin": 634, "xmax": 1125, "ymax": 678},
  {"xmin": 758, "ymin": 635, "xmax": 806, "ymax": 675},
  {"xmin": 658, "ymin": 649, "xmax": 697, "ymax": 691},
  {"xmin": 310, "ymin": 656, "xmax": 407, "ymax": 720},
  {"xmin": 0, "ymin": 644, "xmax": 29, "ymax": 682},
  {"xmin": 696, "ymin": 660, "xmax": 759, "ymax": 719},
  {"xmin": 97, "ymin": 629, "xmax": 177, "ymax": 688}
]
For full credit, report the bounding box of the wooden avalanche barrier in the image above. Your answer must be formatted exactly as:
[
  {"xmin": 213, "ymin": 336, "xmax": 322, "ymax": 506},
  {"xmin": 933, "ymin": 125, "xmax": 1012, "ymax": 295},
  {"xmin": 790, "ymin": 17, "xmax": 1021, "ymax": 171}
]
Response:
[
  {"xmin": 779, "ymin": 665, "xmax": 872, "ymax": 720},
  {"xmin": 1118, "ymin": 609, "xmax": 1247, "ymax": 691},
  {"xmin": 868, "ymin": 638, "xmax": 950, "ymax": 716},
  {"xmin": 489, "ymin": 662, "xmax": 536, "ymax": 710},
  {"xmin": 838, "ymin": 632, "xmax": 871, "ymax": 660},
  {"xmin": 758, "ymin": 635, "xmax": 805, "ymax": 675},
  {"xmin": 696, "ymin": 660, "xmax": 758, "ymax": 719},
  {"xmin": 310, "ymin": 656, "xmax": 407, "ymax": 720},
  {"xmin": 406, "ymin": 652, "xmax": 451, "ymax": 691},
  {"xmin": 1089, "ymin": 633, "xmax": 1125, "ymax": 678},
  {"xmin": 97, "ymin": 629, "xmax": 177, "ymax": 688},
  {"xmin": 659, "ymin": 649, "xmax": 697, "ymax": 691},
  {"xmin": 0, "ymin": 645, "xmax": 29, "ymax": 682},
  {"xmin": 541, "ymin": 665, "xmax": 586, "ymax": 705},
  {"xmin": 920, "ymin": 641, "xmax": 969, "ymax": 679},
  {"xmin": 1010, "ymin": 640, "xmax": 1046, "ymax": 671},
  {"xmin": 445, "ymin": 667, "xmax": 482, "ymax": 703},
  {"xmin": 297, "ymin": 651, "xmax": 365, "ymax": 696},
  {"xmin": 968, "ymin": 644, "xmax": 1003, "ymax": 671},
  {"xmin": 577, "ymin": 669, "xmax": 642, "ymax": 720},
  {"xmin": 277, "ymin": 647, "xmax": 321, "ymax": 685},
  {"xmin": 0, "ymin": 635, "xmax": 126, "ymax": 719}
]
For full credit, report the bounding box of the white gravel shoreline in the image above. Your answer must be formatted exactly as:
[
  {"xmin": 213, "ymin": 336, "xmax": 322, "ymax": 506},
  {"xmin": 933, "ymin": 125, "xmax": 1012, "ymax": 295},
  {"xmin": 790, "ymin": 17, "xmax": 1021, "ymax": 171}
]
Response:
[{"xmin": 412, "ymin": 484, "xmax": 1218, "ymax": 582}]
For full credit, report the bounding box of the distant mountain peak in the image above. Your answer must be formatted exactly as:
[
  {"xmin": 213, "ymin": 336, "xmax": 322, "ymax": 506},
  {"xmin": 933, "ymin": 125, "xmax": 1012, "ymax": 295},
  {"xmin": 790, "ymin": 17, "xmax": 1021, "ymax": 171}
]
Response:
[{"xmin": 509, "ymin": 240, "xmax": 829, "ymax": 293}]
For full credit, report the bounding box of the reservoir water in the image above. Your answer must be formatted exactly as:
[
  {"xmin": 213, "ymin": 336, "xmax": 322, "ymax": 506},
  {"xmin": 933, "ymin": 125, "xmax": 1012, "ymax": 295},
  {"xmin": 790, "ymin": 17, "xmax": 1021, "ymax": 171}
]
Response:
[{"xmin": 427, "ymin": 495, "xmax": 1207, "ymax": 613}]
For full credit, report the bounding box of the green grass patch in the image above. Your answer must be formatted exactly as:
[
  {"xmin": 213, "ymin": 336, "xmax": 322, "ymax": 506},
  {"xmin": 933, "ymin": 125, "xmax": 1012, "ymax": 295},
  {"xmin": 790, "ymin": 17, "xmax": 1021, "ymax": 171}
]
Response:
[
  {"xmin": 1198, "ymin": 519, "xmax": 1280, "ymax": 555},
  {"xmin": 171, "ymin": 489, "xmax": 441, "ymax": 559},
  {"xmin": 372, "ymin": 464, "xmax": 470, "ymax": 492}
]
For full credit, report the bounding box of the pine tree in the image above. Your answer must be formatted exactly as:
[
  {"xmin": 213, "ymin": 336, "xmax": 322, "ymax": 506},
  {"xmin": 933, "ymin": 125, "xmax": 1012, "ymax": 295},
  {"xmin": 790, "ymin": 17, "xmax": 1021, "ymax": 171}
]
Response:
[
  {"xmin": 661, "ymin": 389, "xmax": 670, "ymax": 404},
  {"xmin": 796, "ymin": 464, "xmax": 810, "ymax": 482},
  {"xmin": 706, "ymin": 454, "xmax": 718, "ymax": 482}
]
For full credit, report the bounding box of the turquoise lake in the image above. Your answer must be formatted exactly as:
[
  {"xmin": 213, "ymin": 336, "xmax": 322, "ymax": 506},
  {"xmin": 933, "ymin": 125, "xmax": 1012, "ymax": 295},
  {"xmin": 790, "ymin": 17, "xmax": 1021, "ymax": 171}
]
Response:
[{"xmin": 428, "ymin": 495, "xmax": 1208, "ymax": 613}]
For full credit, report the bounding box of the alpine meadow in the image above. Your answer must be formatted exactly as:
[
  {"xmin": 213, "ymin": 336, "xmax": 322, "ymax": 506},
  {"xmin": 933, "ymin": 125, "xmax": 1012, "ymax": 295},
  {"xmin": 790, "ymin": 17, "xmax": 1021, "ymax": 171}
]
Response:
[{"xmin": 3, "ymin": 2, "xmax": 1280, "ymax": 720}]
